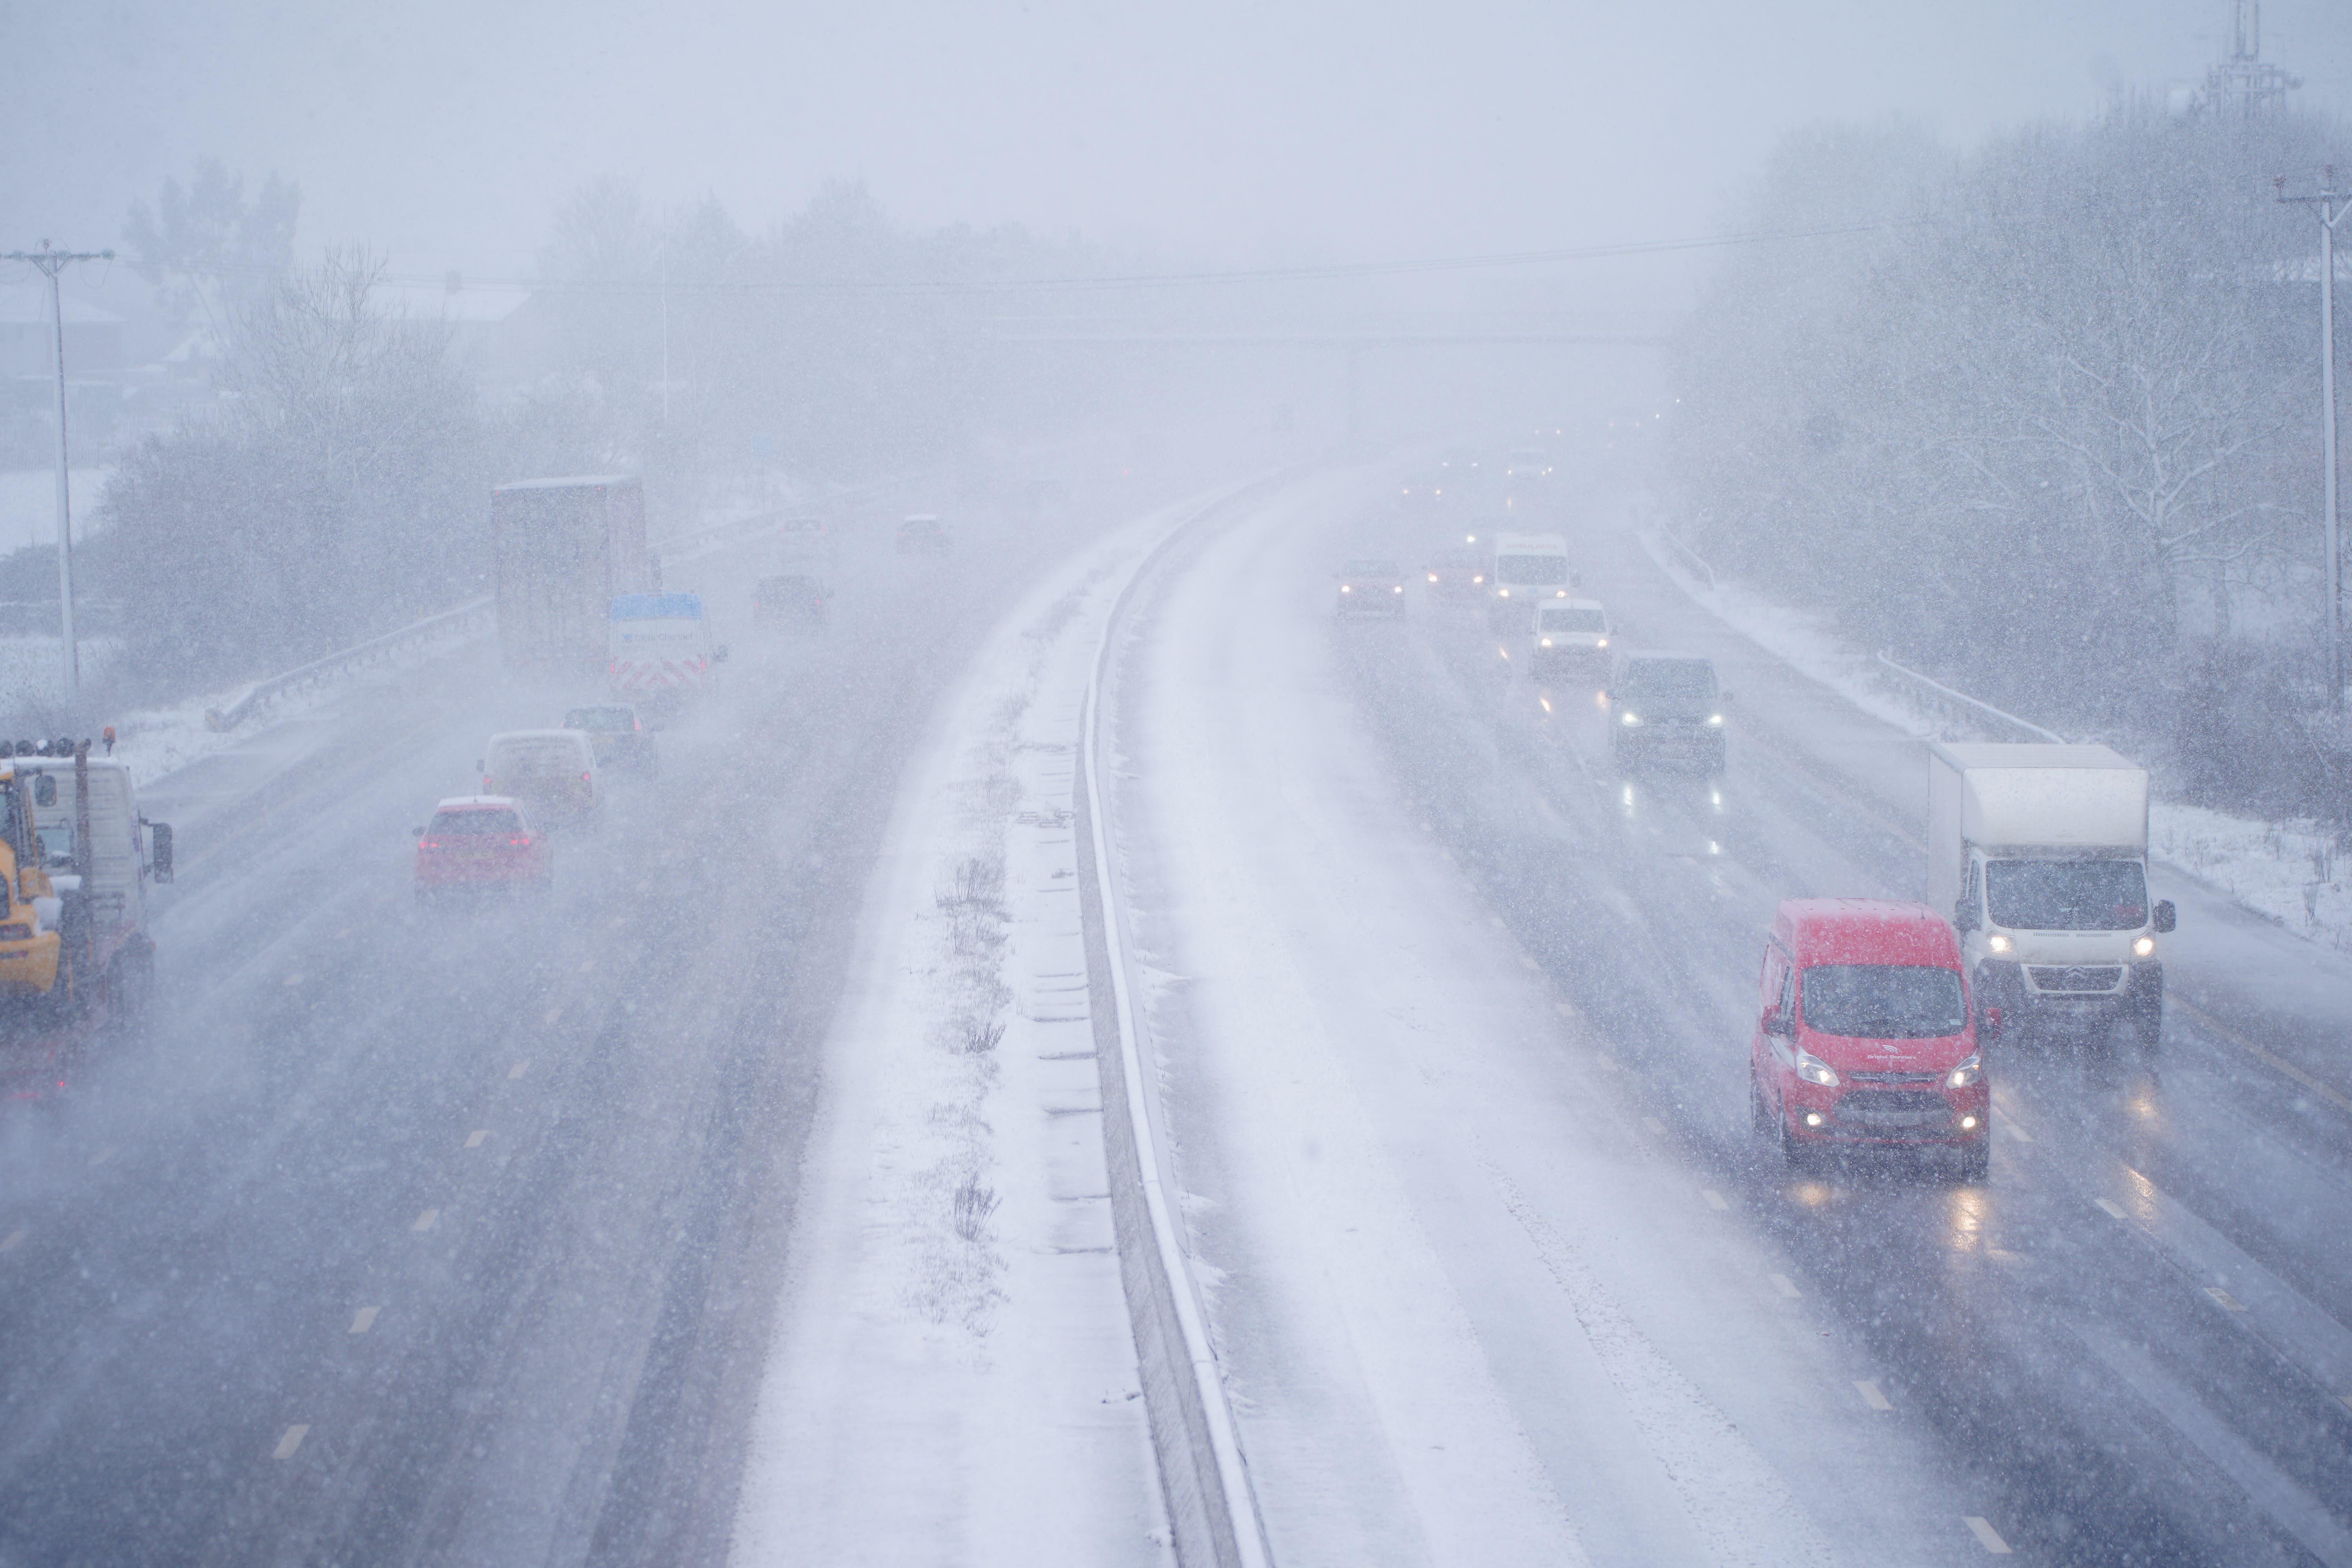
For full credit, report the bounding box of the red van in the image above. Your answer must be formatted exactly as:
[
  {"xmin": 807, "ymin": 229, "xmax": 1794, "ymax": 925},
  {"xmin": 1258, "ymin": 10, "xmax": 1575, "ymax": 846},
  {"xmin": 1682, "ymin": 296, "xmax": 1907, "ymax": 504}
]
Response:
[{"xmin": 1750, "ymin": 898, "xmax": 1992, "ymax": 1179}]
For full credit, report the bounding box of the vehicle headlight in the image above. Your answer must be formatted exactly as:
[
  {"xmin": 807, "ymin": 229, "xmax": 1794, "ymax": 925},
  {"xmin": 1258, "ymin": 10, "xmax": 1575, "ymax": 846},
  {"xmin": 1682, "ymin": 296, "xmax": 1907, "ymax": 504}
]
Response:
[
  {"xmin": 1986, "ymin": 933, "xmax": 2012, "ymax": 955},
  {"xmin": 1619, "ymin": 711, "xmax": 1642, "ymax": 726},
  {"xmin": 1946, "ymin": 1051, "xmax": 1982, "ymax": 1088},
  {"xmin": 1706, "ymin": 713, "xmax": 1725, "ymax": 726},
  {"xmin": 1795, "ymin": 1051, "xmax": 1840, "ymax": 1087},
  {"xmin": 1340, "ymin": 585, "xmax": 1351, "ymax": 593},
  {"xmin": 1392, "ymin": 584, "xmax": 1403, "ymax": 593},
  {"xmin": 1596, "ymin": 637, "xmax": 1608, "ymax": 648},
  {"xmin": 1472, "ymin": 575, "xmax": 1484, "ymax": 584},
  {"xmin": 1428, "ymin": 573, "xmax": 1439, "ymax": 583},
  {"xmin": 1498, "ymin": 588, "xmax": 1510, "ymax": 597},
  {"xmin": 1540, "ymin": 638, "xmax": 1553, "ymax": 648},
  {"xmin": 2133, "ymin": 935, "xmax": 2156, "ymax": 957}
]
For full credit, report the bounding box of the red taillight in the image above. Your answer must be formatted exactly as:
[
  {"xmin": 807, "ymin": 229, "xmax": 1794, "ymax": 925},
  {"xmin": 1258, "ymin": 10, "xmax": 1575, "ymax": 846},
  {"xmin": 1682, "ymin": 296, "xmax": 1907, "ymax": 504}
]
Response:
[
  {"xmin": 508, "ymin": 836, "xmax": 530, "ymax": 848},
  {"xmin": 419, "ymin": 839, "xmax": 442, "ymax": 851},
  {"xmin": 581, "ymin": 771, "xmax": 592, "ymax": 784}
]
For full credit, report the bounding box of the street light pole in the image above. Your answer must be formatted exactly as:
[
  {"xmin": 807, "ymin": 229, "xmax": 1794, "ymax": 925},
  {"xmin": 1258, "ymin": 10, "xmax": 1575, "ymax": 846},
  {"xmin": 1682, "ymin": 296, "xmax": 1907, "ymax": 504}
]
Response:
[
  {"xmin": 2278, "ymin": 173, "xmax": 2347, "ymax": 709},
  {"xmin": 4, "ymin": 241, "xmax": 113, "ymax": 710}
]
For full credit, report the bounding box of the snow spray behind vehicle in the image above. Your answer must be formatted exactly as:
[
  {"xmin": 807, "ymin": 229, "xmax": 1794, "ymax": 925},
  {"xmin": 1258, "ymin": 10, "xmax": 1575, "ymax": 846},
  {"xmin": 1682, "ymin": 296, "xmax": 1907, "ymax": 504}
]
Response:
[{"xmin": 607, "ymin": 592, "xmax": 726, "ymax": 727}]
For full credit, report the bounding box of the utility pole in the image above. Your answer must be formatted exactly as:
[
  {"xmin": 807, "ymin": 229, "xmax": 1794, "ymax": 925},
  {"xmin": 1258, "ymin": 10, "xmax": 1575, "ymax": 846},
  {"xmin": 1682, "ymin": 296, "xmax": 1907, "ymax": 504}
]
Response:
[
  {"xmin": 4, "ymin": 241, "xmax": 113, "ymax": 709},
  {"xmin": 2278, "ymin": 173, "xmax": 2347, "ymax": 709}
]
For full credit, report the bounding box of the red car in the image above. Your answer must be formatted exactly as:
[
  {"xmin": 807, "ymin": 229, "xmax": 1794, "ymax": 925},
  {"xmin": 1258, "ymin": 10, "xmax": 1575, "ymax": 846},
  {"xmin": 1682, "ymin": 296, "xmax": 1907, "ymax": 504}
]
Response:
[
  {"xmin": 413, "ymin": 796, "xmax": 552, "ymax": 902},
  {"xmin": 1750, "ymin": 898, "xmax": 1992, "ymax": 1179}
]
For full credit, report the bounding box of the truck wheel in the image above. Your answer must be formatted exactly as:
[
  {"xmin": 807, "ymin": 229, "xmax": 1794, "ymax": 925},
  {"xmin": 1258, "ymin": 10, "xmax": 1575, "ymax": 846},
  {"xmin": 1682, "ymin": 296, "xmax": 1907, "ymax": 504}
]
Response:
[{"xmin": 108, "ymin": 944, "xmax": 155, "ymax": 1045}]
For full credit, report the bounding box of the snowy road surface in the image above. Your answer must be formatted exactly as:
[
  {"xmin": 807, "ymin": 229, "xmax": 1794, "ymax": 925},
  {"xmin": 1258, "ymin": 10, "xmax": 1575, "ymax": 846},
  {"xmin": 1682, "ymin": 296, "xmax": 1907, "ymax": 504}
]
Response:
[
  {"xmin": 1101, "ymin": 469, "xmax": 2352, "ymax": 1566},
  {"xmin": 0, "ymin": 462, "xmax": 1201, "ymax": 1567},
  {"xmin": 2, "ymin": 448, "xmax": 2350, "ymax": 1567}
]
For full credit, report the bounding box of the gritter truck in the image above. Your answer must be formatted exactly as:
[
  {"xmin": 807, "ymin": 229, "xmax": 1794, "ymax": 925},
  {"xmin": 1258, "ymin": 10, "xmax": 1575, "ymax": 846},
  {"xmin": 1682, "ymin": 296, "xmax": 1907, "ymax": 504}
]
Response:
[
  {"xmin": 490, "ymin": 475, "xmax": 655, "ymax": 676},
  {"xmin": 1927, "ymin": 742, "xmax": 2172, "ymax": 1047},
  {"xmin": 0, "ymin": 744, "xmax": 172, "ymax": 1096}
]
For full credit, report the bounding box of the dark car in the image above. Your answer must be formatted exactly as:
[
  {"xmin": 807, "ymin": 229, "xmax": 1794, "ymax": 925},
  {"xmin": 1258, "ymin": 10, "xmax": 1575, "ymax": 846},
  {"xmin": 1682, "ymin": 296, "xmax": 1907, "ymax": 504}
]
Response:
[
  {"xmin": 1334, "ymin": 557, "xmax": 1407, "ymax": 617},
  {"xmin": 754, "ymin": 574, "xmax": 833, "ymax": 627},
  {"xmin": 1422, "ymin": 545, "xmax": 1490, "ymax": 603},
  {"xmin": 895, "ymin": 514, "xmax": 950, "ymax": 554},
  {"xmin": 563, "ymin": 705, "xmax": 659, "ymax": 778},
  {"xmin": 414, "ymin": 797, "xmax": 552, "ymax": 903},
  {"xmin": 1604, "ymin": 653, "xmax": 1727, "ymax": 772}
]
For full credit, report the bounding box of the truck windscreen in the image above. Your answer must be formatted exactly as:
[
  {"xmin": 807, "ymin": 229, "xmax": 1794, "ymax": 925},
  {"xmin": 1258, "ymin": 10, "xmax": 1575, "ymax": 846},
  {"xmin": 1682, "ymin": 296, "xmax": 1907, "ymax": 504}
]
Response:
[
  {"xmin": 1985, "ymin": 859, "xmax": 2148, "ymax": 931},
  {"xmin": 1497, "ymin": 557, "xmax": 1568, "ymax": 585},
  {"xmin": 1801, "ymin": 965, "xmax": 1967, "ymax": 1039}
]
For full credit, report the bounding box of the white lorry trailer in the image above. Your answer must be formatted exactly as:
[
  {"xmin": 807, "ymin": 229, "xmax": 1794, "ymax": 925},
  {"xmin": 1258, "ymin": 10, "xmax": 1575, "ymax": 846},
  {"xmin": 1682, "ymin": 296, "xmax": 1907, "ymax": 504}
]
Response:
[{"xmin": 1927, "ymin": 742, "xmax": 2173, "ymax": 1045}]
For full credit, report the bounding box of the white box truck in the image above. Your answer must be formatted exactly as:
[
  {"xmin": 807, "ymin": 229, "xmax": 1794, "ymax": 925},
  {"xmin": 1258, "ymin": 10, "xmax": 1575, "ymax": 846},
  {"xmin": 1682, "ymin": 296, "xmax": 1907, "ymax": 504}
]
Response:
[{"xmin": 1927, "ymin": 742, "xmax": 2173, "ymax": 1045}]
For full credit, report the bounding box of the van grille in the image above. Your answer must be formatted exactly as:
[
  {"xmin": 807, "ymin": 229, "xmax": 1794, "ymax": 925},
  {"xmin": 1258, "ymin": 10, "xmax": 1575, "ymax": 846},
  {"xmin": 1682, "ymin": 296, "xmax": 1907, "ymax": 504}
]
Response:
[
  {"xmin": 1834, "ymin": 1090, "xmax": 1953, "ymax": 1134},
  {"xmin": 2026, "ymin": 965, "xmax": 2123, "ymax": 995}
]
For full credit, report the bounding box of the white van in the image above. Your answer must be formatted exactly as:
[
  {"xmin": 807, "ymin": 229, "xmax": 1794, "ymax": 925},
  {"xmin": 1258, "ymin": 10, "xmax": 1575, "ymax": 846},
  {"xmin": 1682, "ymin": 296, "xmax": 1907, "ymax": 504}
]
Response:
[
  {"xmin": 480, "ymin": 730, "xmax": 602, "ymax": 827},
  {"xmin": 1529, "ymin": 598, "xmax": 1612, "ymax": 677},
  {"xmin": 1488, "ymin": 532, "xmax": 1574, "ymax": 626}
]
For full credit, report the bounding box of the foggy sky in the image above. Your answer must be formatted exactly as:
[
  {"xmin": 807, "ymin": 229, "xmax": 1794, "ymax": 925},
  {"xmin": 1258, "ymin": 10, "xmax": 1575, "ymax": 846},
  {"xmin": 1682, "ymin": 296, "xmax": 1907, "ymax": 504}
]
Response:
[{"xmin": 7, "ymin": 0, "xmax": 2349, "ymax": 304}]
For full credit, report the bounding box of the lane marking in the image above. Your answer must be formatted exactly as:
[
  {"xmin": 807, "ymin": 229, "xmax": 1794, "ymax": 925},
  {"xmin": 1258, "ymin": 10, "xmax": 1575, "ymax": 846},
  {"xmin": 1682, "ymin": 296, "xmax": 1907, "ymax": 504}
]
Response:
[
  {"xmin": 2094, "ymin": 1198, "xmax": 2127, "ymax": 1220},
  {"xmin": 1770, "ymin": 1273, "xmax": 1801, "ymax": 1298},
  {"xmin": 349, "ymin": 1306, "xmax": 379, "ymax": 1334},
  {"xmin": 465, "ymin": 1130, "xmax": 487, "ymax": 1149},
  {"xmin": 0, "ymin": 1227, "xmax": 25, "ymax": 1253},
  {"xmin": 1519, "ymin": 955, "xmax": 1540, "ymax": 971},
  {"xmin": 1964, "ymin": 1516, "xmax": 2011, "ymax": 1554},
  {"xmin": 87, "ymin": 1146, "xmax": 113, "ymax": 1168},
  {"xmin": 1702, "ymin": 1189, "xmax": 1729, "ymax": 1211},
  {"xmin": 1642, "ymin": 1116, "xmax": 1667, "ymax": 1135},
  {"xmin": 2339, "ymin": 1394, "xmax": 2352, "ymax": 1414},
  {"xmin": 577, "ymin": 959, "xmax": 594, "ymax": 973},
  {"xmin": 1553, "ymin": 1001, "xmax": 1577, "ymax": 1018},
  {"xmin": 272, "ymin": 1425, "xmax": 310, "ymax": 1460},
  {"xmin": 1488, "ymin": 915, "xmax": 1505, "ymax": 929},
  {"xmin": 2206, "ymin": 1287, "xmax": 2249, "ymax": 1313},
  {"xmin": 1856, "ymin": 1379, "xmax": 1891, "ymax": 1411},
  {"xmin": 2173, "ymin": 997, "xmax": 2352, "ymax": 1116},
  {"xmin": 507, "ymin": 1062, "xmax": 528, "ymax": 1080},
  {"xmin": 542, "ymin": 1007, "xmax": 562, "ymax": 1025},
  {"xmin": 411, "ymin": 1209, "xmax": 439, "ymax": 1233},
  {"xmin": 2000, "ymin": 1119, "xmax": 2034, "ymax": 1143},
  {"xmin": 282, "ymin": 974, "xmax": 303, "ymax": 987}
]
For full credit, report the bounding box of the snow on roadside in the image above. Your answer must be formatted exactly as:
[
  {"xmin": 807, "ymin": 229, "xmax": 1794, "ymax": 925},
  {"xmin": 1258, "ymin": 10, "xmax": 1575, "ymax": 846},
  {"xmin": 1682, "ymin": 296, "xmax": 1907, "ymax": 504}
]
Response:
[
  {"xmin": 1635, "ymin": 523, "xmax": 2352, "ymax": 953},
  {"xmin": 729, "ymin": 508, "xmax": 1186, "ymax": 1568}
]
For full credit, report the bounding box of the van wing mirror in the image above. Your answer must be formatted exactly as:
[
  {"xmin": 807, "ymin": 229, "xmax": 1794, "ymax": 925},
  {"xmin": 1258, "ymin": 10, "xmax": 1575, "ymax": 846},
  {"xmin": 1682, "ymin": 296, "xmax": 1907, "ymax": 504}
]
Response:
[
  {"xmin": 1762, "ymin": 1003, "xmax": 1793, "ymax": 1037},
  {"xmin": 2152, "ymin": 899, "xmax": 2175, "ymax": 933},
  {"xmin": 148, "ymin": 820, "xmax": 174, "ymax": 885},
  {"xmin": 1953, "ymin": 896, "xmax": 1980, "ymax": 933},
  {"xmin": 1981, "ymin": 1005, "xmax": 2003, "ymax": 1038}
]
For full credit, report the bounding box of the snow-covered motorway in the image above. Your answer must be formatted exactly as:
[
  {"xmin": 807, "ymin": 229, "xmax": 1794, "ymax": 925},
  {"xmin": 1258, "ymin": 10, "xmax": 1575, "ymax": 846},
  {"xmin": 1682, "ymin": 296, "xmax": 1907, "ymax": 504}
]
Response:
[
  {"xmin": 1100, "ymin": 467, "xmax": 2352, "ymax": 1566},
  {"xmin": 5, "ymin": 449, "xmax": 2351, "ymax": 1568},
  {"xmin": 0, "ymin": 463, "xmax": 1207, "ymax": 1568}
]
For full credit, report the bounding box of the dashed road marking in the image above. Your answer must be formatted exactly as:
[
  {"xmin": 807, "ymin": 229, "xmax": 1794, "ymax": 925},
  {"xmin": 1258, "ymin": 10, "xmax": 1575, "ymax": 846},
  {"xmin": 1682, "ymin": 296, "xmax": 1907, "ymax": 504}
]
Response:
[
  {"xmin": 1856, "ymin": 1379, "xmax": 1892, "ymax": 1410},
  {"xmin": 272, "ymin": 1425, "xmax": 310, "ymax": 1460},
  {"xmin": 0, "ymin": 1227, "xmax": 25, "ymax": 1254},
  {"xmin": 542, "ymin": 1007, "xmax": 562, "ymax": 1025},
  {"xmin": 1964, "ymin": 1516, "xmax": 2011, "ymax": 1553},
  {"xmin": 350, "ymin": 1306, "xmax": 380, "ymax": 1334},
  {"xmin": 2000, "ymin": 1119, "xmax": 2034, "ymax": 1143},
  {"xmin": 2173, "ymin": 997, "xmax": 2352, "ymax": 1116},
  {"xmin": 465, "ymin": 1130, "xmax": 487, "ymax": 1149},
  {"xmin": 1702, "ymin": 1189, "xmax": 1728, "ymax": 1211},
  {"xmin": 2205, "ymin": 1287, "xmax": 2248, "ymax": 1312},
  {"xmin": 1519, "ymin": 955, "xmax": 1540, "ymax": 971},
  {"xmin": 1553, "ymin": 1000, "xmax": 1576, "ymax": 1018},
  {"xmin": 507, "ymin": 1062, "xmax": 529, "ymax": 1080},
  {"xmin": 1488, "ymin": 916, "xmax": 1504, "ymax": 929},
  {"xmin": 411, "ymin": 1209, "xmax": 439, "ymax": 1233},
  {"xmin": 1641, "ymin": 1116, "xmax": 1666, "ymax": 1135},
  {"xmin": 2339, "ymin": 1394, "xmax": 2352, "ymax": 1414},
  {"xmin": 282, "ymin": 974, "xmax": 303, "ymax": 987},
  {"xmin": 87, "ymin": 1146, "xmax": 113, "ymax": 1168},
  {"xmin": 2094, "ymin": 1198, "xmax": 2127, "ymax": 1220},
  {"xmin": 577, "ymin": 959, "xmax": 594, "ymax": 973},
  {"xmin": 1770, "ymin": 1272, "xmax": 1801, "ymax": 1298}
]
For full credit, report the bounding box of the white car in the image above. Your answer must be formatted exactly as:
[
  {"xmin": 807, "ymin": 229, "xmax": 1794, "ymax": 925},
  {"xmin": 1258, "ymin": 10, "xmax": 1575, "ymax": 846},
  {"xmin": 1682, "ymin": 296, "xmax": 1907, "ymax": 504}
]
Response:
[{"xmin": 1530, "ymin": 599, "xmax": 1612, "ymax": 677}]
